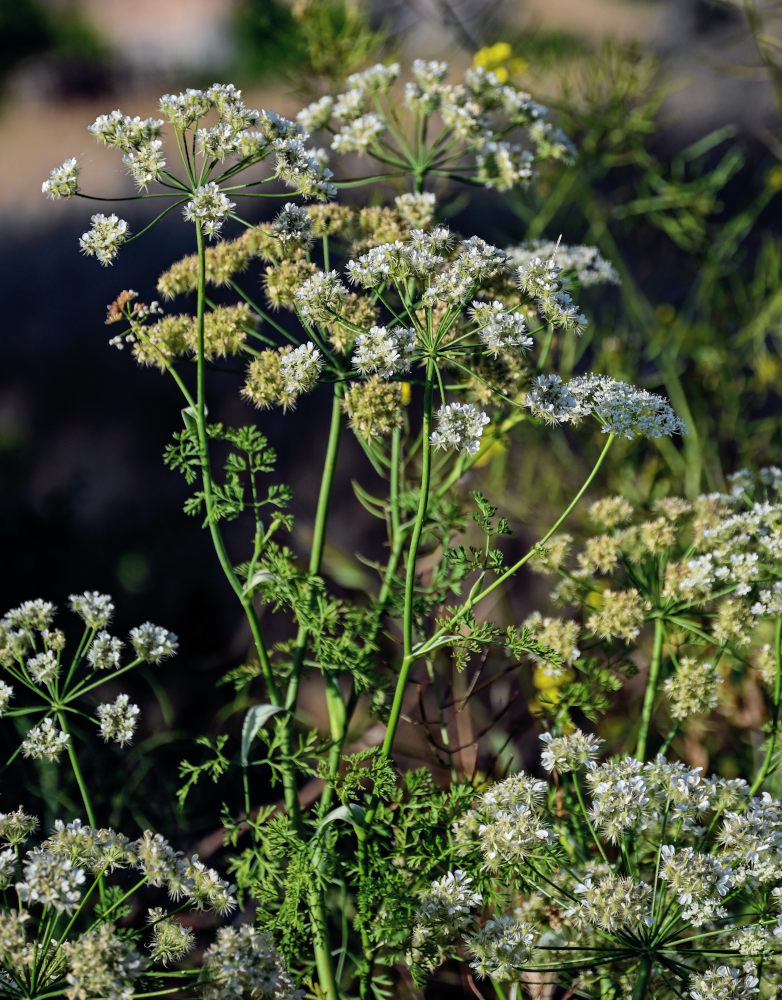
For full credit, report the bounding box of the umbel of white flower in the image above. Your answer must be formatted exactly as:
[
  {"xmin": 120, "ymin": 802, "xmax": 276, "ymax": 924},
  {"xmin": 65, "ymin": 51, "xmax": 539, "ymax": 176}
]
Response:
[
  {"xmin": 41, "ymin": 157, "xmax": 80, "ymax": 199},
  {"xmin": 79, "ymin": 214, "xmax": 129, "ymax": 266},
  {"xmin": 526, "ymin": 372, "xmax": 687, "ymax": 439},
  {"xmin": 431, "ymin": 402, "xmax": 490, "ymax": 455},
  {"xmin": 183, "ymin": 183, "xmax": 236, "ymax": 240}
]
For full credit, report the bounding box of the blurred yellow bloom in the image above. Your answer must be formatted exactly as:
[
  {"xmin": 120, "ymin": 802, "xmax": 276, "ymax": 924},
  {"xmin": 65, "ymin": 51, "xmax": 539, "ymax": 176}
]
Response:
[
  {"xmin": 473, "ymin": 42, "xmax": 526, "ymax": 84},
  {"xmin": 473, "ymin": 429, "xmax": 506, "ymax": 467},
  {"xmin": 400, "ymin": 381, "xmax": 411, "ymax": 405},
  {"xmin": 533, "ymin": 665, "xmax": 575, "ymax": 692}
]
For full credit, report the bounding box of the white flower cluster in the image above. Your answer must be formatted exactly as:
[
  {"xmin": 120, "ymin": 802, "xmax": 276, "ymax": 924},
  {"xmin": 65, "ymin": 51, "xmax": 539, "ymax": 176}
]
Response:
[
  {"xmin": 271, "ymin": 136, "xmax": 335, "ymax": 200},
  {"xmin": 271, "ymin": 202, "xmax": 313, "ymax": 250},
  {"xmin": 430, "ymin": 402, "xmax": 490, "ymax": 455},
  {"xmin": 476, "ymin": 140, "xmax": 534, "ymax": 190},
  {"xmin": 87, "ymin": 631, "xmax": 124, "ymax": 670},
  {"xmin": 515, "ymin": 249, "xmax": 588, "ymax": 334},
  {"xmin": 294, "ymin": 269, "xmax": 349, "ymax": 324},
  {"xmin": 470, "ymin": 299, "xmax": 532, "ymax": 356},
  {"xmin": 129, "ymin": 622, "xmax": 178, "ymax": 663},
  {"xmin": 17, "ymin": 846, "xmax": 85, "ymax": 912},
  {"xmin": 571, "ymin": 874, "xmax": 652, "ymax": 932},
  {"xmin": 69, "ymin": 591, "xmax": 114, "ymax": 629},
  {"xmin": 62, "ymin": 923, "xmax": 146, "ymax": 1000},
  {"xmin": 21, "ymin": 717, "xmax": 70, "ymax": 761},
  {"xmin": 539, "ymin": 730, "xmax": 603, "ymax": 772},
  {"xmin": 297, "ymin": 59, "xmax": 566, "ymax": 192},
  {"xmin": 466, "ymin": 916, "xmax": 537, "ymax": 980},
  {"xmin": 0, "ymin": 679, "xmax": 13, "ymax": 715},
  {"xmin": 89, "ymin": 109, "xmax": 163, "ymax": 150},
  {"xmin": 689, "ymin": 966, "xmax": 759, "ymax": 1000},
  {"xmin": 659, "ymin": 845, "xmax": 732, "ymax": 925},
  {"xmin": 508, "ymin": 240, "xmax": 620, "ymax": 287},
  {"xmin": 526, "ymin": 372, "xmax": 686, "ymax": 439},
  {"xmin": 346, "ymin": 226, "xmax": 454, "ymax": 287},
  {"xmin": 41, "ymin": 157, "xmax": 79, "ymax": 199},
  {"xmin": 27, "ymin": 650, "xmax": 59, "ymax": 686},
  {"xmin": 200, "ymin": 925, "xmax": 304, "ymax": 1000},
  {"xmin": 279, "ymin": 342, "xmax": 322, "ymax": 394},
  {"xmin": 183, "ymin": 182, "xmax": 236, "ymax": 240},
  {"xmin": 97, "ymin": 693, "xmax": 140, "ymax": 746},
  {"xmin": 352, "ymin": 325, "xmax": 416, "ymax": 377},
  {"xmin": 414, "ymin": 737, "xmax": 782, "ymax": 991},
  {"xmin": 658, "ymin": 474, "xmax": 782, "ymax": 624},
  {"xmin": 415, "ymin": 869, "xmax": 482, "ymax": 929},
  {"xmin": 79, "ymin": 213, "xmax": 129, "ymax": 266}
]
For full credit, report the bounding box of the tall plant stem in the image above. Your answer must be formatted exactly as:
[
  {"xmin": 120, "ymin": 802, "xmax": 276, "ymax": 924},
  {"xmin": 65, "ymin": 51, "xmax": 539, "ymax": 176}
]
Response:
[
  {"xmin": 356, "ymin": 360, "xmax": 435, "ymax": 999},
  {"xmin": 382, "ymin": 357, "xmax": 435, "ymax": 757},
  {"xmin": 194, "ymin": 228, "xmax": 338, "ymax": 1000},
  {"xmin": 57, "ymin": 712, "xmax": 96, "ymax": 827},
  {"xmin": 58, "ymin": 712, "xmax": 104, "ymax": 903},
  {"xmin": 286, "ymin": 387, "xmax": 346, "ymax": 812},
  {"xmin": 750, "ymin": 616, "xmax": 782, "ymax": 794},
  {"xmin": 467, "ymin": 434, "xmax": 616, "ymax": 612},
  {"xmin": 631, "ymin": 956, "xmax": 653, "ymax": 1000},
  {"xmin": 636, "ymin": 617, "xmax": 665, "ymax": 761},
  {"xmin": 193, "ymin": 225, "xmax": 279, "ymax": 705}
]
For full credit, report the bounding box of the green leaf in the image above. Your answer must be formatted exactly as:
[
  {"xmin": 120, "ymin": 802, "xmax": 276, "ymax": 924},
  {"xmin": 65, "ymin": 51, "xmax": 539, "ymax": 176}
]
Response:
[
  {"xmin": 181, "ymin": 405, "xmax": 199, "ymax": 432},
  {"xmin": 313, "ymin": 803, "xmax": 366, "ymax": 839},
  {"xmin": 241, "ymin": 704, "xmax": 285, "ymax": 766}
]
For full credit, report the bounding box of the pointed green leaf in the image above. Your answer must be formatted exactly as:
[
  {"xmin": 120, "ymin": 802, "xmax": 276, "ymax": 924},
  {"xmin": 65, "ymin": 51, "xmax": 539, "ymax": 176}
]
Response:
[{"xmin": 241, "ymin": 704, "xmax": 285, "ymax": 766}]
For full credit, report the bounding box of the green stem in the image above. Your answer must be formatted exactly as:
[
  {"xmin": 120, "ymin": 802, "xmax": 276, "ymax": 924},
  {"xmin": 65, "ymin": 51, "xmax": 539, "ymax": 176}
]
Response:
[
  {"xmin": 356, "ymin": 361, "xmax": 435, "ymax": 998},
  {"xmin": 414, "ymin": 433, "xmax": 616, "ymax": 664},
  {"xmin": 466, "ymin": 433, "xmax": 616, "ymax": 611},
  {"xmin": 192, "ymin": 227, "xmax": 337, "ymax": 1000},
  {"xmin": 636, "ymin": 617, "xmax": 665, "ymax": 761},
  {"xmin": 750, "ymin": 616, "xmax": 782, "ymax": 794},
  {"xmin": 193, "ymin": 225, "xmax": 280, "ymax": 705},
  {"xmin": 57, "ymin": 713, "xmax": 96, "ymax": 827},
  {"xmin": 57, "ymin": 712, "xmax": 105, "ymax": 904},
  {"xmin": 382, "ymin": 357, "xmax": 435, "ymax": 758},
  {"xmin": 632, "ymin": 955, "xmax": 653, "ymax": 1000}
]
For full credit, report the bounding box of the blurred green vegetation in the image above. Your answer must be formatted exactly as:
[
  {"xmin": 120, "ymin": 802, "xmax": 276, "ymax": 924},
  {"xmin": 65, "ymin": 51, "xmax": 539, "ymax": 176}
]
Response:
[
  {"xmin": 232, "ymin": 0, "xmax": 388, "ymax": 94},
  {"xmin": 0, "ymin": 0, "xmax": 108, "ymax": 80}
]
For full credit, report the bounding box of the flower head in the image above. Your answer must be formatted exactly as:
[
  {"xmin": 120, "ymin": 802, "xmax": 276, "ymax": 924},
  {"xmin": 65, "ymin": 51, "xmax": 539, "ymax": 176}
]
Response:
[
  {"xmin": 79, "ymin": 214, "xmax": 129, "ymax": 266},
  {"xmin": 42, "ymin": 157, "xmax": 79, "ymax": 199},
  {"xmin": 97, "ymin": 694, "xmax": 140, "ymax": 746},
  {"xmin": 183, "ymin": 183, "xmax": 235, "ymax": 240},
  {"xmin": 431, "ymin": 402, "xmax": 490, "ymax": 455},
  {"xmin": 130, "ymin": 623, "xmax": 178, "ymax": 663}
]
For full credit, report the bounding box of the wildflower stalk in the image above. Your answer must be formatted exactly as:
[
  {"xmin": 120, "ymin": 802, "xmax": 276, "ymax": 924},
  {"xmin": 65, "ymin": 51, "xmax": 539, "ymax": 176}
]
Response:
[
  {"xmin": 631, "ymin": 955, "xmax": 653, "ymax": 1000},
  {"xmin": 415, "ymin": 433, "xmax": 617, "ymax": 661},
  {"xmin": 356, "ymin": 359, "xmax": 435, "ymax": 998},
  {"xmin": 193, "ymin": 227, "xmax": 339, "ymax": 1000},
  {"xmin": 749, "ymin": 615, "xmax": 782, "ymax": 794},
  {"xmin": 464, "ymin": 433, "xmax": 617, "ymax": 612},
  {"xmin": 636, "ymin": 617, "xmax": 666, "ymax": 761},
  {"xmin": 192, "ymin": 224, "xmax": 280, "ymax": 705},
  {"xmin": 56, "ymin": 710, "xmax": 96, "ymax": 827},
  {"xmin": 382, "ymin": 355, "xmax": 436, "ymax": 757}
]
